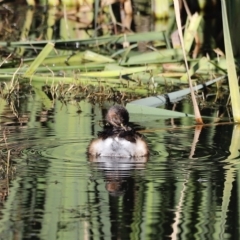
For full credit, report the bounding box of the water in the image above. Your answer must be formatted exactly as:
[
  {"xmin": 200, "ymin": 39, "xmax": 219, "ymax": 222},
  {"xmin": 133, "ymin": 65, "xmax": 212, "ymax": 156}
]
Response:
[{"xmin": 0, "ymin": 97, "xmax": 239, "ymax": 240}]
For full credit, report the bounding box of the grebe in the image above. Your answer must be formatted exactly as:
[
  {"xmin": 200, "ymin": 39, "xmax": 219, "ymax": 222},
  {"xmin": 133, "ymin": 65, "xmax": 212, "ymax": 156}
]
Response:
[{"xmin": 88, "ymin": 105, "xmax": 149, "ymax": 158}]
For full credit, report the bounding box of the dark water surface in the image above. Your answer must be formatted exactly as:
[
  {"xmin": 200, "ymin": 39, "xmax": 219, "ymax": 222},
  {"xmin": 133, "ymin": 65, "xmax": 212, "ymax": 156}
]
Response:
[{"xmin": 0, "ymin": 99, "xmax": 239, "ymax": 240}]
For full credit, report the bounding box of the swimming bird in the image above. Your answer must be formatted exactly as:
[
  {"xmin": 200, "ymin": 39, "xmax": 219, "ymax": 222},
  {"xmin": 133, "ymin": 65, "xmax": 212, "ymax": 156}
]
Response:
[{"xmin": 88, "ymin": 105, "xmax": 149, "ymax": 158}]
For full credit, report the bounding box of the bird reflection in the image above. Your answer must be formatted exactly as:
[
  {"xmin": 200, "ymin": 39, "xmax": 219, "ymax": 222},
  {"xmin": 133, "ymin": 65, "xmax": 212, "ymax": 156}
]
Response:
[{"xmin": 89, "ymin": 159, "xmax": 147, "ymax": 197}]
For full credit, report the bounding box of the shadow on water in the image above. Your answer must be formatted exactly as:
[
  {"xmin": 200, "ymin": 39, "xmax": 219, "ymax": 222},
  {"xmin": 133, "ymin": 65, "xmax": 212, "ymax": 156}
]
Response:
[{"xmin": 0, "ymin": 93, "xmax": 239, "ymax": 239}]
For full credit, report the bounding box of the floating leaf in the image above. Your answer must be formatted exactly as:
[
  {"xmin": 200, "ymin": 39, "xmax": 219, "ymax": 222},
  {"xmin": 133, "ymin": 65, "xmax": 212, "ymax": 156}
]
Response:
[
  {"xmin": 128, "ymin": 75, "xmax": 226, "ymax": 107},
  {"xmin": 126, "ymin": 104, "xmax": 194, "ymax": 117}
]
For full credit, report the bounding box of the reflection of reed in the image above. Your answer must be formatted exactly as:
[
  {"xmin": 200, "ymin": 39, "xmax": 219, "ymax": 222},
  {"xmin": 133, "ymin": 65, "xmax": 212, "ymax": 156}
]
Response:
[
  {"xmin": 171, "ymin": 124, "xmax": 202, "ymax": 239},
  {"xmin": 217, "ymin": 125, "xmax": 240, "ymax": 237},
  {"xmin": 170, "ymin": 175, "xmax": 188, "ymax": 240},
  {"xmin": 0, "ymin": 178, "xmax": 8, "ymax": 202},
  {"xmin": 0, "ymin": 95, "xmax": 55, "ymax": 186},
  {"xmin": 0, "ymin": 144, "xmax": 16, "ymax": 201},
  {"xmin": 189, "ymin": 125, "xmax": 203, "ymax": 159}
]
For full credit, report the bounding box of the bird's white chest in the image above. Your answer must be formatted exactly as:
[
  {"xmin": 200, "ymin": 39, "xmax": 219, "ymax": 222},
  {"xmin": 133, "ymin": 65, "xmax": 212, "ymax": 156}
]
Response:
[{"xmin": 92, "ymin": 137, "xmax": 146, "ymax": 158}]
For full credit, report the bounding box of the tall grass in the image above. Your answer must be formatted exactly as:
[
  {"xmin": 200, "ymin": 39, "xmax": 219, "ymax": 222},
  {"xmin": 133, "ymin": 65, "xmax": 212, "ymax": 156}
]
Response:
[{"xmin": 221, "ymin": 0, "xmax": 240, "ymax": 122}]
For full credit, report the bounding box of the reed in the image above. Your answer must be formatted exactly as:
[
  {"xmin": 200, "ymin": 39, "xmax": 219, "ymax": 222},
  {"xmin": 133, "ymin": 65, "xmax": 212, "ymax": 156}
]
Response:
[
  {"xmin": 221, "ymin": 0, "xmax": 240, "ymax": 122},
  {"xmin": 173, "ymin": 0, "xmax": 203, "ymax": 124},
  {"xmin": 152, "ymin": 0, "xmax": 170, "ymax": 19}
]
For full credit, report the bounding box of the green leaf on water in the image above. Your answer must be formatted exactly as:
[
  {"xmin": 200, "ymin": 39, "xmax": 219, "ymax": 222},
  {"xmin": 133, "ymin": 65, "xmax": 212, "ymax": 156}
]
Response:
[{"xmin": 126, "ymin": 104, "xmax": 194, "ymax": 117}]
